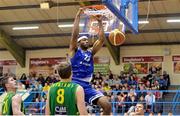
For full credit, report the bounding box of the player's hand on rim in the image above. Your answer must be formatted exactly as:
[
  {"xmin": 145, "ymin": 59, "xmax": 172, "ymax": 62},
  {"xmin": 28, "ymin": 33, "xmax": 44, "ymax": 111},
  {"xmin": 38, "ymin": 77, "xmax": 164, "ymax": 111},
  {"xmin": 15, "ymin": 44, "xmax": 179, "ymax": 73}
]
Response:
[{"xmin": 92, "ymin": 15, "xmax": 103, "ymax": 23}]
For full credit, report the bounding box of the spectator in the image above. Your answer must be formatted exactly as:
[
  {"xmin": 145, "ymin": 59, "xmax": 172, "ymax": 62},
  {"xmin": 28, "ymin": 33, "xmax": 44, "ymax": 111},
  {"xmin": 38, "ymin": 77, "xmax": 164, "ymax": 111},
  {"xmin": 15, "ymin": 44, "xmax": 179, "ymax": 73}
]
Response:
[
  {"xmin": 149, "ymin": 112, "xmax": 154, "ymax": 116},
  {"xmin": 121, "ymin": 77, "xmax": 127, "ymax": 85},
  {"xmin": 115, "ymin": 93, "xmax": 125, "ymax": 113},
  {"xmin": 149, "ymin": 66, "xmax": 157, "ymax": 74},
  {"xmin": 109, "ymin": 71, "xmax": 114, "ymax": 79},
  {"xmin": 122, "ymin": 92, "xmax": 130, "ymax": 112},
  {"xmin": 51, "ymin": 75, "xmax": 58, "ymax": 83},
  {"xmin": 127, "ymin": 103, "xmax": 145, "ymax": 115},
  {"xmin": 37, "ymin": 74, "xmax": 45, "ymax": 86},
  {"xmin": 145, "ymin": 92, "xmax": 155, "ymax": 112},
  {"xmin": 137, "ymin": 84, "xmax": 146, "ymax": 98},
  {"xmin": 158, "ymin": 75, "xmax": 167, "ymax": 90},
  {"xmin": 157, "ymin": 112, "xmax": 161, "ymax": 116},
  {"xmin": 45, "ymin": 75, "xmax": 53, "ymax": 84},
  {"xmin": 34, "ymin": 81, "xmax": 43, "ymax": 99},
  {"xmin": 163, "ymin": 71, "xmax": 170, "ymax": 89},
  {"xmin": 128, "ymin": 95, "xmax": 137, "ymax": 108},
  {"xmin": 20, "ymin": 73, "xmax": 27, "ymax": 85},
  {"xmin": 17, "ymin": 81, "xmax": 25, "ymax": 90},
  {"xmin": 114, "ymin": 75, "xmax": 121, "ymax": 85},
  {"xmin": 25, "ymin": 76, "xmax": 30, "ymax": 89},
  {"xmin": 138, "ymin": 95, "xmax": 146, "ymax": 109},
  {"xmin": 134, "ymin": 103, "xmax": 145, "ymax": 115},
  {"xmin": 168, "ymin": 111, "xmax": 173, "ymax": 116},
  {"xmin": 128, "ymin": 76, "xmax": 137, "ymax": 87},
  {"xmin": 114, "ymin": 84, "xmax": 121, "ymax": 91},
  {"xmin": 102, "ymin": 83, "xmax": 111, "ymax": 93},
  {"xmin": 43, "ymin": 82, "xmax": 50, "ymax": 94}
]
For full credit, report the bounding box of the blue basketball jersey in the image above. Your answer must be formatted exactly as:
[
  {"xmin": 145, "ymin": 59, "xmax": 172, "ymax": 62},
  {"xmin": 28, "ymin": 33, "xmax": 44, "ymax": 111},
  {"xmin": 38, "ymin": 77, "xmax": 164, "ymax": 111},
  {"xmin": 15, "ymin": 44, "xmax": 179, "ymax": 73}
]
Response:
[{"xmin": 70, "ymin": 48, "xmax": 94, "ymax": 82}]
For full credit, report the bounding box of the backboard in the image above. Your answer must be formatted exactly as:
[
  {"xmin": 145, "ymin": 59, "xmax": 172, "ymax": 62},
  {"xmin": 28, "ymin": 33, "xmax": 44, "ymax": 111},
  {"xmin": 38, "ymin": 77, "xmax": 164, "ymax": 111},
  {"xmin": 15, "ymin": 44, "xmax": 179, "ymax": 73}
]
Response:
[{"xmin": 80, "ymin": 0, "xmax": 138, "ymax": 37}]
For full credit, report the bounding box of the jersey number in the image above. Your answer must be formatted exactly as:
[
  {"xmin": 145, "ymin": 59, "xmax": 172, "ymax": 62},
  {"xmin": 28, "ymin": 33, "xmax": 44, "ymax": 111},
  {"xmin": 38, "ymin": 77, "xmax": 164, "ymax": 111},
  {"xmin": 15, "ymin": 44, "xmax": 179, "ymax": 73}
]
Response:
[
  {"xmin": 56, "ymin": 89, "xmax": 64, "ymax": 104},
  {"xmin": 84, "ymin": 55, "xmax": 90, "ymax": 62}
]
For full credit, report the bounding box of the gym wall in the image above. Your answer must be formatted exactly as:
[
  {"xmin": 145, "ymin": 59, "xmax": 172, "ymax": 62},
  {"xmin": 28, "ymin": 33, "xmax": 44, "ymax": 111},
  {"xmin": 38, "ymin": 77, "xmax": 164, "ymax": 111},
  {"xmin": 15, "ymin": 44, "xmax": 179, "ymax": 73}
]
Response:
[{"xmin": 0, "ymin": 45, "xmax": 179, "ymax": 85}]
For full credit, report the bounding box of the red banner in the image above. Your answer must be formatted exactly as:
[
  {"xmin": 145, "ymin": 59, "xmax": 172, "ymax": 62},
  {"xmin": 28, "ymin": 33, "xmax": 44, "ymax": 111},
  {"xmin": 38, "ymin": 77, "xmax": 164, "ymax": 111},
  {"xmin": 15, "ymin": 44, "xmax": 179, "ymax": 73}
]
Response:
[
  {"xmin": 0, "ymin": 60, "xmax": 17, "ymax": 66},
  {"xmin": 29, "ymin": 57, "xmax": 66, "ymax": 76},
  {"xmin": 172, "ymin": 56, "xmax": 180, "ymax": 61},
  {"xmin": 122, "ymin": 56, "xmax": 163, "ymax": 63},
  {"xmin": 30, "ymin": 57, "xmax": 66, "ymax": 66}
]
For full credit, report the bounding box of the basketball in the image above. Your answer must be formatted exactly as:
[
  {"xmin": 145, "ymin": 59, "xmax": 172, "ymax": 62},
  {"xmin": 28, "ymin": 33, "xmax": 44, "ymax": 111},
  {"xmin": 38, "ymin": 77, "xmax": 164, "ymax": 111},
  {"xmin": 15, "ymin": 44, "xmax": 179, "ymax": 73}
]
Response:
[{"xmin": 108, "ymin": 29, "xmax": 126, "ymax": 46}]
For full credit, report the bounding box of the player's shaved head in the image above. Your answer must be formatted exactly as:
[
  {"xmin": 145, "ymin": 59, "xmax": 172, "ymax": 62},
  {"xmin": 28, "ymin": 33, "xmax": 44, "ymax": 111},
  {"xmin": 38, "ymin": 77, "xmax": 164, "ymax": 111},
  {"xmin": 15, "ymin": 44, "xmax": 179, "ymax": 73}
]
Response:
[{"xmin": 56, "ymin": 62, "xmax": 72, "ymax": 79}]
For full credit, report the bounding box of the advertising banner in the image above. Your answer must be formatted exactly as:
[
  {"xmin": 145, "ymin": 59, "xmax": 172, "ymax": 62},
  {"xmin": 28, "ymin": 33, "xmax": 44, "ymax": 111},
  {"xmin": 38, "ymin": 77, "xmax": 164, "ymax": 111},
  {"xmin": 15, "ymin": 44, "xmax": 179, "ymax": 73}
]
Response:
[
  {"xmin": 173, "ymin": 56, "xmax": 180, "ymax": 74},
  {"xmin": 0, "ymin": 60, "xmax": 17, "ymax": 76},
  {"xmin": 29, "ymin": 57, "xmax": 66, "ymax": 76},
  {"xmin": 123, "ymin": 56, "xmax": 163, "ymax": 74},
  {"xmin": 94, "ymin": 57, "xmax": 110, "ymax": 75}
]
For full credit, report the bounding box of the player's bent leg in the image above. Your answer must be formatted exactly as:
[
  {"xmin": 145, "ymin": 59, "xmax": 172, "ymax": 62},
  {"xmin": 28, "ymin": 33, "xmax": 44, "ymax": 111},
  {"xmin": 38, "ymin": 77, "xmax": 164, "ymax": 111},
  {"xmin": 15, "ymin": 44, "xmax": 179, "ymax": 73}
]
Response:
[{"xmin": 97, "ymin": 96, "xmax": 111, "ymax": 115}]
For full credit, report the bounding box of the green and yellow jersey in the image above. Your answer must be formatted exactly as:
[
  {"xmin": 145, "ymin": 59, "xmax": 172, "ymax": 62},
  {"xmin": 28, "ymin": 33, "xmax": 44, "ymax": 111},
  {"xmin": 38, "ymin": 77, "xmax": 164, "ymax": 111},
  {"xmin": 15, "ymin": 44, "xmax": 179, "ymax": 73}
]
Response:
[
  {"xmin": 2, "ymin": 92, "xmax": 24, "ymax": 115},
  {"xmin": 49, "ymin": 82, "xmax": 80, "ymax": 115}
]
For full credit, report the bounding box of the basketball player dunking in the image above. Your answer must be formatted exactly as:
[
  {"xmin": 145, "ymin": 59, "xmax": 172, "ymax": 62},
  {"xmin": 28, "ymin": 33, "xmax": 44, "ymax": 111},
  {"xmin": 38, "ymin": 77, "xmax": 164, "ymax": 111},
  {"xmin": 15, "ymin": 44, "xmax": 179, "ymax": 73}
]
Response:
[{"xmin": 69, "ymin": 8, "xmax": 111, "ymax": 115}]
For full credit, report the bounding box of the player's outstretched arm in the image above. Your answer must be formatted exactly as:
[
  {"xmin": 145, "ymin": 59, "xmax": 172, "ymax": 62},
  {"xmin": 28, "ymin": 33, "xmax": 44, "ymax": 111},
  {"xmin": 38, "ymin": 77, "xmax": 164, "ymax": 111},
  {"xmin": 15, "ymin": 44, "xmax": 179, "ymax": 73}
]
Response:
[
  {"xmin": 76, "ymin": 86, "xmax": 88, "ymax": 115},
  {"xmin": 69, "ymin": 8, "xmax": 83, "ymax": 57},
  {"xmin": 45, "ymin": 90, "xmax": 50, "ymax": 115},
  {"xmin": 91, "ymin": 15, "xmax": 105, "ymax": 55},
  {"xmin": 12, "ymin": 94, "xmax": 24, "ymax": 115}
]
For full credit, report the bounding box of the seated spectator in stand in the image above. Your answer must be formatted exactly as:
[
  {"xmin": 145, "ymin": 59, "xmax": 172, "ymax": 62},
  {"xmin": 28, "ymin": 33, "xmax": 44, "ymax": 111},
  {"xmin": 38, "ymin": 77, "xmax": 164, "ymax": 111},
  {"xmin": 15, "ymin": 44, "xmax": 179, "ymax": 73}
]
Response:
[
  {"xmin": 103, "ymin": 83, "xmax": 111, "ymax": 92},
  {"xmin": 151, "ymin": 81, "xmax": 159, "ymax": 90},
  {"xmin": 128, "ymin": 88, "xmax": 137, "ymax": 99},
  {"xmin": 128, "ymin": 76, "xmax": 137, "ymax": 87},
  {"xmin": 121, "ymin": 77, "xmax": 127, "ymax": 85},
  {"xmin": 145, "ymin": 81, "xmax": 151, "ymax": 90},
  {"xmin": 124, "ymin": 83, "xmax": 129, "ymax": 90},
  {"xmin": 132, "ymin": 74, "xmax": 139, "ymax": 81},
  {"xmin": 114, "ymin": 75, "xmax": 121, "ymax": 84},
  {"xmin": 114, "ymin": 84, "xmax": 120, "ymax": 91},
  {"xmin": 115, "ymin": 92, "xmax": 125, "ymax": 113},
  {"xmin": 109, "ymin": 71, "xmax": 114, "ymax": 80},
  {"xmin": 34, "ymin": 81, "xmax": 43, "ymax": 99},
  {"xmin": 43, "ymin": 82, "xmax": 50, "ymax": 94},
  {"xmin": 127, "ymin": 95, "xmax": 137, "ymax": 108},
  {"xmin": 154, "ymin": 73, "xmax": 160, "ymax": 81},
  {"xmin": 149, "ymin": 66, "xmax": 157, "ymax": 74},
  {"xmin": 37, "ymin": 74, "xmax": 45, "ymax": 86},
  {"xmin": 91, "ymin": 73, "xmax": 103, "ymax": 85},
  {"xmin": 45, "ymin": 75, "xmax": 53, "ymax": 84},
  {"xmin": 51, "ymin": 75, "xmax": 58, "ymax": 83},
  {"xmin": 25, "ymin": 76, "xmax": 30, "ymax": 89},
  {"xmin": 138, "ymin": 95, "xmax": 146, "ymax": 109},
  {"xmin": 137, "ymin": 84, "xmax": 146, "ymax": 98},
  {"xmin": 122, "ymin": 92, "xmax": 130, "ymax": 112}
]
